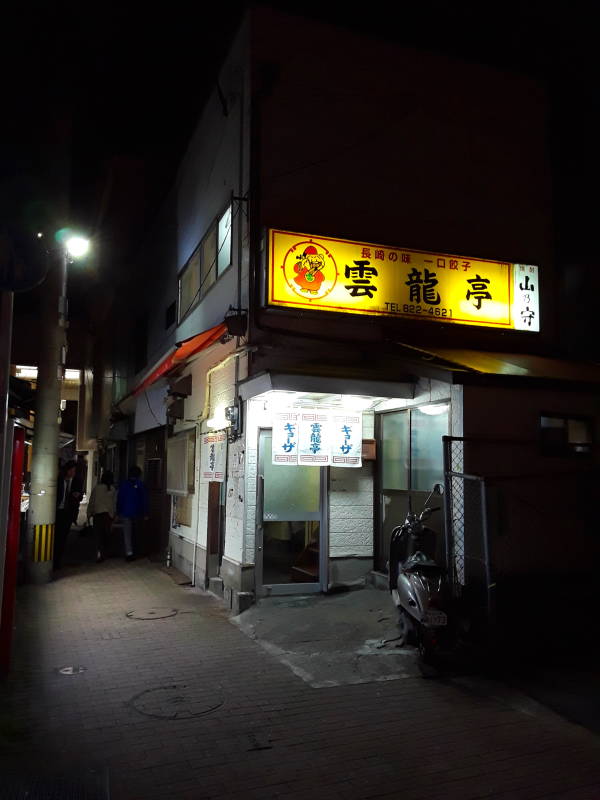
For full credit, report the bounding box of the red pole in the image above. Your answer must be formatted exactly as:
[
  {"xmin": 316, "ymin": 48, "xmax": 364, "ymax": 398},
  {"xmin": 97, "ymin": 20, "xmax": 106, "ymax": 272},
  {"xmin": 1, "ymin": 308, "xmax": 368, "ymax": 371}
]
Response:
[{"xmin": 0, "ymin": 425, "xmax": 25, "ymax": 675}]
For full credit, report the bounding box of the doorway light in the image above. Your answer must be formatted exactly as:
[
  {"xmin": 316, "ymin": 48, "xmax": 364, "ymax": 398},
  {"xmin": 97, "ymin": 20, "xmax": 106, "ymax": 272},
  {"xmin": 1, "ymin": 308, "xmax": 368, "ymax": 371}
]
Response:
[
  {"xmin": 341, "ymin": 395, "xmax": 375, "ymax": 411},
  {"xmin": 207, "ymin": 403, "xmax": 230, "ymax": 430},
  {"xmin": 15, "ymin": 366, "xmax": 81, "ymax": 382},
  {"xmin": 418, "ymin": 403, "xmax": 449, "ymax": 416},
  {"xmin": 265, "ymin": 391, "xmax": 300, "ymax": 411}
]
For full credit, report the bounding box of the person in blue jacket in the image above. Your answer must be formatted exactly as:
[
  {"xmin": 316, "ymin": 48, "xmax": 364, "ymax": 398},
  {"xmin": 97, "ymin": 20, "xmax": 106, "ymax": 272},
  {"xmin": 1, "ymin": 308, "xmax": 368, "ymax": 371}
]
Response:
[{"xmin": 117, "ymin": 465, "xmax": 149, "ymax": 561}]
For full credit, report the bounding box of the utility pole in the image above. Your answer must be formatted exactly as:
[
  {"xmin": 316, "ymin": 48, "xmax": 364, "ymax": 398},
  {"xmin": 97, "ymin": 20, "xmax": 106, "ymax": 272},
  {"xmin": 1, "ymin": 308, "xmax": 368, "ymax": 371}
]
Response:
[
  {"xmin": 27, "ymin": 254, "xmax": 66, "ymax": 583},
  {"xmin": 27, "ymin": 235, "xmax": 89, "ymax": 583}
]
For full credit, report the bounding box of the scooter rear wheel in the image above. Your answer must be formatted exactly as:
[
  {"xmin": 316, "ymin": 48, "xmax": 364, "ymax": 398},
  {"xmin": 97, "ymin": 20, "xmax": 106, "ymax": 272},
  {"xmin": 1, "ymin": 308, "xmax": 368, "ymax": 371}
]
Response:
[{"xmin": 397, "ymin": 609, "xmax": 410, "ymax": 647}]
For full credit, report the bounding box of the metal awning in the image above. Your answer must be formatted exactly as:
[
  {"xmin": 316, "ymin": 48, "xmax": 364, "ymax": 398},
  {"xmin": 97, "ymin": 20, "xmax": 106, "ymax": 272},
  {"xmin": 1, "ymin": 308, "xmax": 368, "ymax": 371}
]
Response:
[
  {"xmin": 133, "ymin": 323, "xmax": 227, "ymax": 397},
  {"xmin": 114, "ymin": 322, "xmax": 227, "ymax": 417},
  {"xmin": 238, "ymin": 370, "xmax": 415, "ymax": 401},
  {"xmin": 426, "ymin": 348, "xmax": 600, "ymax": 385}
]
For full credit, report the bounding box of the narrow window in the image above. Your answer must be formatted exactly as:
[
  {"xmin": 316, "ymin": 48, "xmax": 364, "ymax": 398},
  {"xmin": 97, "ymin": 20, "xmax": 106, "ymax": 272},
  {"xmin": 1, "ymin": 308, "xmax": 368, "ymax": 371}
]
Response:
[
  {"xmin": 540, "ymin": 415, "xmax": 592, "ymax": 456},
  {"xmin": 217, "ymin": 204, "xmax": 232, "ymax": 277},
  {"xmin": 200, "ymin": 225, "xmax": 217, "ymax": 296},
  {"xmin": 178, "ymin": 247, "xmax": 201, "ymax": 321}
]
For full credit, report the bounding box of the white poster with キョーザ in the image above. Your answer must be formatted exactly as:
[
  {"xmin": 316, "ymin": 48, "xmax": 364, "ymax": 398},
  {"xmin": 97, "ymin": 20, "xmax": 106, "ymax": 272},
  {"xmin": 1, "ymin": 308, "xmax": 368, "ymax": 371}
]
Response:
[
  {"xmin": 298, "ymin": 410, "xmax": 331, "ymax": 466},
  {"xmin": 272, "ymin": 411, "xmax": 299, "ymax": 464},
  {"xmin": 331, "ymin": 412, "xmax": 362, "ymax": 467},
  {"xmin": 201, "ymin": 431, "xmax": 227, "ymax": 482}
]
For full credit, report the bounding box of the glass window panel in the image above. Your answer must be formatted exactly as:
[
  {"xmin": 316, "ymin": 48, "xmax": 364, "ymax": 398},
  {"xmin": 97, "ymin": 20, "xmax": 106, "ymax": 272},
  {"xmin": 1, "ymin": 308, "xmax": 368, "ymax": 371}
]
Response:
[
  {"xmin": 568, "ymin": 419, "xmax": 591, "ymax": 444},
  {"xmin": 263, "ymin": 433, "xmax": 320, "ymax": 521},
  {"xmin": 178, "ymin": 248, "xmax": 200, "ymax": 320},
  {"xmin": 217, "ymin": 205, "xmax": 232, "ymax": 277},
  {"xmin": 187, "ymin": 432, "xmax": 196, "ymax": 494},
  {"xmin": 381, "ymin": 411, "xmax": 409, "ymax": 491},
  {"xmin": 410, "ymin": 405, "xmax": 448, "ymax": 491},
  {"xmin": 541, "ymin": 416, "xmax": 565, "ymax": 429},
  {"xmin": 200, "ymin": 225, "xmax": 217, "ymax": 295}
]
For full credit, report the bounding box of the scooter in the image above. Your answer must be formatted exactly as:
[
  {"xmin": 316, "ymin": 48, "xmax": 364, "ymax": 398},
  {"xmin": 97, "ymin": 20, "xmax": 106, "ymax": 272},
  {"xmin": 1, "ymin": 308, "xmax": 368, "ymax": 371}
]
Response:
[{"xmin": 388, "ymin": 484, "xmax": 450, "ymax": 666}]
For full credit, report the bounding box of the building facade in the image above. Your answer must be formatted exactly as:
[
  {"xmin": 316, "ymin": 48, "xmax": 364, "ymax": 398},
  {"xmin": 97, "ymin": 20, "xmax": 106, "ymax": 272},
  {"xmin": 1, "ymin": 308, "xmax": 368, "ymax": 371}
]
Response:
[{"xmin": 96, "ymin": 10, "xmax": 600, "ymax": 618}]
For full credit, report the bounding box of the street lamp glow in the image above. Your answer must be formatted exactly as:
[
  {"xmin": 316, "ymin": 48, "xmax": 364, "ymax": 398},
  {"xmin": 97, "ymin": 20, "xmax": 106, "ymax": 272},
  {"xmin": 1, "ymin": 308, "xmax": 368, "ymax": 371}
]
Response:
[{"xmin": 65, "ymin": 236, "xmax": 90, "ymax": 258}]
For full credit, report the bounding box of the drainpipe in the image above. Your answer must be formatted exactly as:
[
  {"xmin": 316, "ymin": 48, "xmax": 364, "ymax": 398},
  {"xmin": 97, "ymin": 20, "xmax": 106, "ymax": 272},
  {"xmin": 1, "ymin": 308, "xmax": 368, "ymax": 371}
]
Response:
[
  {"xmin": 191, "ymin": 419, "xmax": 201, "ymax": 587},
  {"xmin": 234, "ymin": 64, "xmax": 245, "ymax": 432}
]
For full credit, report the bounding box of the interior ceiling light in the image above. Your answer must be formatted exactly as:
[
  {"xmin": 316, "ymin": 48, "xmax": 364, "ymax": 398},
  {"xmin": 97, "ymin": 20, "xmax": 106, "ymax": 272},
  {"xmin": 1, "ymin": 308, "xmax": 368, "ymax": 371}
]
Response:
[
  {"xmin": 418, "ymin": 403, "xmax": 449, "ymax": 416},
  {"xmin": 341, "ymin": 395, "xmax": 376, "ymax": 411}
]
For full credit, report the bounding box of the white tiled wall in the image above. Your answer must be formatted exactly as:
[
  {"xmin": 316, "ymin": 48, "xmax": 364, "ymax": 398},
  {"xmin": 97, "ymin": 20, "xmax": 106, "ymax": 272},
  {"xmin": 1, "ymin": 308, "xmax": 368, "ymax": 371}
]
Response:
[
  {"xmin": 224, "ymin": 437, "xmax": 246, "ymax": 563},
  {"xmin": 328, "ymin": 411, "xmax": 374, "ymax": 558},
  {"xmin": 243, "ymin": 399, "xmax": 271, "ymax": 564}
]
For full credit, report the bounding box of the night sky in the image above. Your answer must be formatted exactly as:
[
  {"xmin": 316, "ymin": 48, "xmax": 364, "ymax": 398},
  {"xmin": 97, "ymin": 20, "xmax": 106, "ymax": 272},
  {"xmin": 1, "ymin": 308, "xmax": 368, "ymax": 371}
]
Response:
[{"xmin": 3, "ymin": 2, "xmax": 598, "ymax": 327}]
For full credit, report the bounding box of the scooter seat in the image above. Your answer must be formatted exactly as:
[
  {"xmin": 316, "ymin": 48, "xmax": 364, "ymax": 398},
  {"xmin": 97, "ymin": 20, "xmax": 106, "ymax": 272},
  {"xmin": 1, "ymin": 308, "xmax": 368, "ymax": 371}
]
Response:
[{"xmin": 403, "ymin": 552, "xmax": 442, "ymax": 573}]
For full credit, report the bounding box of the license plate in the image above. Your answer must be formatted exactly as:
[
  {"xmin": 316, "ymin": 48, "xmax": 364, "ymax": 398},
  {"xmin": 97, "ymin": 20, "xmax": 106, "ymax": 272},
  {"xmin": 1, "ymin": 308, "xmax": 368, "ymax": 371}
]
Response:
[{"xmin": 424, "ymin": 610, "xmax": 447, "ymax": 626}]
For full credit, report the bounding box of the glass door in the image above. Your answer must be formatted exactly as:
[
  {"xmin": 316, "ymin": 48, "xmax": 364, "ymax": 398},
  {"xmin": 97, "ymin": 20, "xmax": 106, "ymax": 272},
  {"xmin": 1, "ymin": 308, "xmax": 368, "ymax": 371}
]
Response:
[
  {"xmin": 376, "ymin": 404, "xmax": 449, "ymax": 573},
  {"xmin": 256, "ymin": 429, "xmax": 327, "ymax": 595}
]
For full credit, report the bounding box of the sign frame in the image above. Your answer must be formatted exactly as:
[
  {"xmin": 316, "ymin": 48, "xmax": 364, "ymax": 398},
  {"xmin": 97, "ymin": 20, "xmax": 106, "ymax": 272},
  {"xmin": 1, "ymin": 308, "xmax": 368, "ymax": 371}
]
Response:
[{"xmin": 267, "ymin": 228, "xmax": 540, "ymax": 333}]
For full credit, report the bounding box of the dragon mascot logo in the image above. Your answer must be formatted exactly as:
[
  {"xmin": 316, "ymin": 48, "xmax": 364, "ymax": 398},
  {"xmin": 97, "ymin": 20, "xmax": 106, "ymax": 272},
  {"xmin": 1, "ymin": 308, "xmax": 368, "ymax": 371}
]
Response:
[{"xmin": 281, "ymin": 240, "xmax": 338, "ymax": 300}]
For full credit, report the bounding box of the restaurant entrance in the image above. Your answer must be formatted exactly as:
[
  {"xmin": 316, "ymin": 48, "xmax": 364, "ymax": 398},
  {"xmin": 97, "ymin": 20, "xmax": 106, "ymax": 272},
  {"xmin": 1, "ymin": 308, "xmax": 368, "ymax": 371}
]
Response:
[{"xmin": 255, "ymin": 429, "xmax": 328, "ymax": 595}]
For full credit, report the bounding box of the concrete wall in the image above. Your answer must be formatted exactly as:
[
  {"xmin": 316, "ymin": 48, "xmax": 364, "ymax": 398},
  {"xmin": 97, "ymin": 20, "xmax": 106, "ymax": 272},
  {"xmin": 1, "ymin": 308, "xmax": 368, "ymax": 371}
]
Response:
[
  {"xmin": 174, "ymin": 21, "xmax": 251, "ymax": 346},
  {"xmin": 123, "ymin": 19, "xmax": 251, "ymax": 400},
  {"xmin": 167, "ymin": 343, "xmax": 249, "ymax": 583},
  {"xmin": 133, "ymin": 382, "xmax": 167, "ymax": 434},
  {"xmin": 462, "ymin": 383, "xmax": 600, "ymax": 576},
  {"xmin": 251, "ymin": 8, "xmax": 554, "ymax": 356}
]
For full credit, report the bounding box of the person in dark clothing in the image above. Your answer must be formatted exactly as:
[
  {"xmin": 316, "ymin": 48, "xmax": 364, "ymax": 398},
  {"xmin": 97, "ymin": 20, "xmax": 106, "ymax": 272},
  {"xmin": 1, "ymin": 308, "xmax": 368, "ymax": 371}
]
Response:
[
  {"xmin": 54, "ymin": 460, "xmax": 83, "ymax": 569},
  {"xmin": 117, "ymin": 465, "xmax": 149, "ymax": 561}
]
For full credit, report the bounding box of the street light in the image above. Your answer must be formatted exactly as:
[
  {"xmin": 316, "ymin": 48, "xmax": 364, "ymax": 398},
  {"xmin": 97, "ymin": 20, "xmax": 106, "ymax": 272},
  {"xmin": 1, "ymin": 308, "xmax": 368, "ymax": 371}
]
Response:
[
  {"xmin": 58, "ymin": 232, "xmax": 90, "ymax": 328},
  {"xmin": 65, "ymin": 237, "xmax": 90, "ymax": 259},
  {"xmin": 27, "ymin": 232, "xmax": 90, "ymax": 584}
]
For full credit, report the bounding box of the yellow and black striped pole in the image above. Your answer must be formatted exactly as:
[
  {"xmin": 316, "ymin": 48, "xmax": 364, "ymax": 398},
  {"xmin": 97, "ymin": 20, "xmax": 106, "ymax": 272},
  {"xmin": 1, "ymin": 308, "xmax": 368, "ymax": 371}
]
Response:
[{"xmin": 32, "ymin": 524, "xmax": 55, "ymax": 563}]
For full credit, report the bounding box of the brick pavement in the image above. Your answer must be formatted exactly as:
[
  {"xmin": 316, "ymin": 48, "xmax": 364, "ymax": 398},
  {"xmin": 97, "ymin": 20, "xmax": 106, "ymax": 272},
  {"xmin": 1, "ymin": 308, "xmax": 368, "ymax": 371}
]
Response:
[{"xmin": 2, "ymin": 558, "xmax": 600, "ymax": 799}]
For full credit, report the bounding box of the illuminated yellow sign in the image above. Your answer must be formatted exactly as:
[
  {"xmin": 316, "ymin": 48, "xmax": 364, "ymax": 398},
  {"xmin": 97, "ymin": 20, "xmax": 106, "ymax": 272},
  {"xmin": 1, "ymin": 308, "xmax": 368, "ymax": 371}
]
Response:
[{"xmin": 268, "ymin": 229, "xmax": 540, "ymax": 332}]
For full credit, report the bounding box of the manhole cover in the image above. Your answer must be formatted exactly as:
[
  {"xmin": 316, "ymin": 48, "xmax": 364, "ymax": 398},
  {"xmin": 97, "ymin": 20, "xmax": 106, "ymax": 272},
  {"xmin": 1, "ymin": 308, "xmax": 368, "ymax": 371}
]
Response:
[
  {"xmin": 126, "ymin": 608, "xmax": 178, "ymax": 620},
  {"xmin": 129, "ymin": 684, "xmax": 224, "ymax": 719},
  {"xmin": 57, "ymin": 665, "xmax": 87, "ymax": 675}
]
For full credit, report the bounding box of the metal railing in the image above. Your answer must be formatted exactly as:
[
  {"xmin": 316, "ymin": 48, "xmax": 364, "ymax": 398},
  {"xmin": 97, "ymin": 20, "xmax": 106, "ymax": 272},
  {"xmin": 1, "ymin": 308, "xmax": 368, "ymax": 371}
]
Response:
[{"xmin": 443, "ymin": 436, "xmax": 494, "ymax": 629}]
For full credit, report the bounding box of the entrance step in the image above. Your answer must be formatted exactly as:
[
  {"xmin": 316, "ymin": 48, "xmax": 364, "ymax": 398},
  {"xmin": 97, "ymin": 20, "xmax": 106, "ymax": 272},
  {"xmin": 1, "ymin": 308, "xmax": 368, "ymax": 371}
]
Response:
[
  {"xmin": 209, "ymin": 576, "xmax": 224, "ymax": 597},
  {"xmin": 291, "ymin": 565, "xmax": 319, "ymax": 582}
]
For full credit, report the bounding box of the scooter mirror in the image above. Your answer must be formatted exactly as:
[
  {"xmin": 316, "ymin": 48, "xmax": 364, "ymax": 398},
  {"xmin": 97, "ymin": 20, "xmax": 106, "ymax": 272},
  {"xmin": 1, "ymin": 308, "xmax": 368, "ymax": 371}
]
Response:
[{"xmin": 433, "ymin": 483, "xmax": 444, "ymax": 496}]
